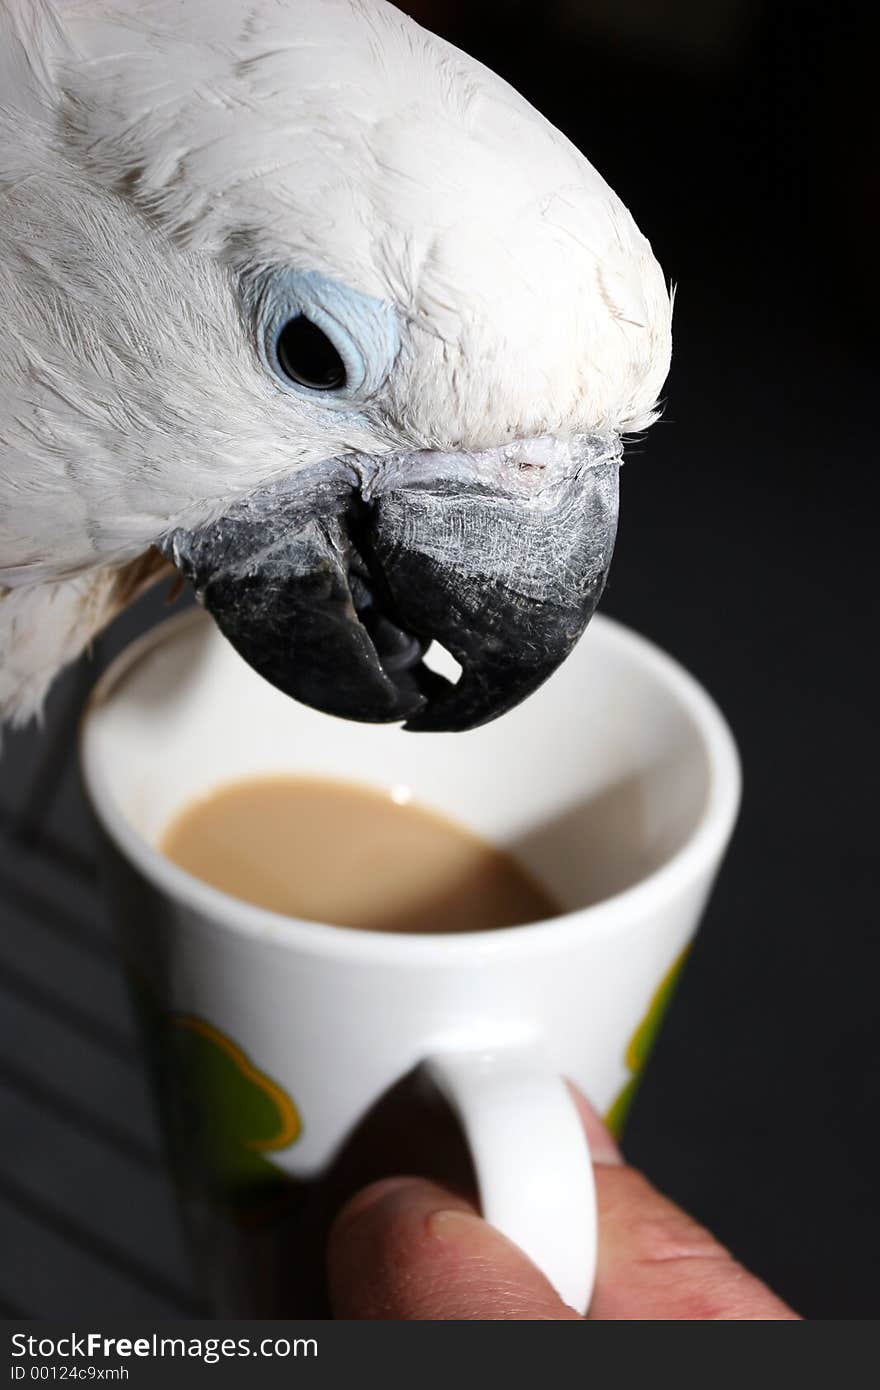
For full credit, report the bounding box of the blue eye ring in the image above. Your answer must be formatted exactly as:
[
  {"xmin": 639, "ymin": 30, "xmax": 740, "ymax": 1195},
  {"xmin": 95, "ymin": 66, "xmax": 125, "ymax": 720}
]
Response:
[{"xmin": 254, "ymin": 269, "xmax": 400, "ymax": 407}]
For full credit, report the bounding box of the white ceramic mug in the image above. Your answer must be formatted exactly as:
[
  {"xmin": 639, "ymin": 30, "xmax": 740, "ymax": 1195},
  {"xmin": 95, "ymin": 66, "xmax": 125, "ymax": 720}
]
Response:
[{"xmin": 80, "ymin": 609, "xmax": 740, "ymax": 1316}]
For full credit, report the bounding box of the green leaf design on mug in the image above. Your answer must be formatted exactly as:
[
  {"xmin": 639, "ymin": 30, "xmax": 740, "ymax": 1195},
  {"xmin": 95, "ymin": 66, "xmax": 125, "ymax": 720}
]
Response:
[
  {"xmin": 605, "ymin": 948, "xmax": 689, "ymax": 1138},
  {"xmin": 176, "ymin": 1015, "xmax": 299, "ymax": 1135},
  {"xmin": 128, "ymin": 973, "xmax": 302, "ymax": 1216},
  {"xmin": 165, "ymin": 1016, "xmax": 302, "ymax": 1209}
]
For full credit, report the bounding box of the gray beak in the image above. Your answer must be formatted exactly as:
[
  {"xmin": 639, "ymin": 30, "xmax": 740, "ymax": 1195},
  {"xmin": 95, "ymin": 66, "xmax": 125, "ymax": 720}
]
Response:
[{"xmin": 162, "ymin": 436, "xmax": 620, "ymax": 733}]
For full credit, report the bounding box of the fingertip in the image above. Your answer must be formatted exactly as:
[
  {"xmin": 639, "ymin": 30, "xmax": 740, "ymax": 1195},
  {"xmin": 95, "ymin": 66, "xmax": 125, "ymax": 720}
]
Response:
[
  {"xmin": 327, "ymin": 1176, "xmax": 474, "ymax": 1318},
  {"xmin": 327, "ymin": 1174, "xmax": 579, "ymax": 1320}
]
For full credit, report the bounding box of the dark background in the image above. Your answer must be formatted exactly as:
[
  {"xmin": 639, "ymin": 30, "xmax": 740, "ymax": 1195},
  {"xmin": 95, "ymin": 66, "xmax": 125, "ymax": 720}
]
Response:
[{"xmin": 1, "ymin": 0, "xmax": 876, "ymax": 1320}]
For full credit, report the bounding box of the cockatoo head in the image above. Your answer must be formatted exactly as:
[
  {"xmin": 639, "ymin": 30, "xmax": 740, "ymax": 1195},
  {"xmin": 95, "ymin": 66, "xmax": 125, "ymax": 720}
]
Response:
[{"xmin": 0, "ymin": 0, "xmax": 672, "ymax": 730}]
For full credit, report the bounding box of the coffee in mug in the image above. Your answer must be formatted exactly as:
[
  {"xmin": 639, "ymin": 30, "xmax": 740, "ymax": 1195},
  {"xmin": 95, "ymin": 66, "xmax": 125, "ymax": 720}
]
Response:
[{"xmin": 160, "ymin": 775, "xmax": 559, "ymax": 933}]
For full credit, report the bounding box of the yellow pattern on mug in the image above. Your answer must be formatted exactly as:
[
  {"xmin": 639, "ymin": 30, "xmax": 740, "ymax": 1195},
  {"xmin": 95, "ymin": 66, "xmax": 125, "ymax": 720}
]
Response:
[
  {"xmin": 128, "ymin": 986, "xmax": 305, "ymax": 1216},
  {"xmin": 605, "ymin": 948, "xmax": 690, "ymax": 1137},
  {"xmin": 174, "ymin": 1016, "xmax": 301, "ymax": 1152}
]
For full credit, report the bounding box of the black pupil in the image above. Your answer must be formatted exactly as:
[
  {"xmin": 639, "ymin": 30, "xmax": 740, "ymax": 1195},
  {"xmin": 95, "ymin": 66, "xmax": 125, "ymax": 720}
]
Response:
[{"xmin": 276, "ymin": 315, "xmax": 347, "ymax": 391}]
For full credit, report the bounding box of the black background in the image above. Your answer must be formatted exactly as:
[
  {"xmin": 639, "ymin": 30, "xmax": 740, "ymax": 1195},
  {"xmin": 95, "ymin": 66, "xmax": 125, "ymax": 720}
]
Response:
[{"xmin": 403, "ymin": 0, "xmax": 877, "ymax": 1318}]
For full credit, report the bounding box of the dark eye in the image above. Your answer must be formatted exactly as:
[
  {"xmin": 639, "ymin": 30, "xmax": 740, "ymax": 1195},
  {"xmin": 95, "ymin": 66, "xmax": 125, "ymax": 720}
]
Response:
[{"xmin": 275, "ymin": 315, "xmax": 347, "ymax": 391}]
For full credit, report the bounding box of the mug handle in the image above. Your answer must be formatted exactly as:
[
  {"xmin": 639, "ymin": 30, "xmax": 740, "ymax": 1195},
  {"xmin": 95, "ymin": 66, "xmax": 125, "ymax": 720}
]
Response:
[{"xmin": 425, "ymin": 1043, "xmax": 596, "ymax": 1314}]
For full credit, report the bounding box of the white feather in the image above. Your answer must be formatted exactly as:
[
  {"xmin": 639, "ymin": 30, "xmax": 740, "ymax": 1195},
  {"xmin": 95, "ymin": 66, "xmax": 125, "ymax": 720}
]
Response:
[
  {"xmin": 0, "ymin": 0, "xmax": 672, "ymax": 721},
  {"xmin": 0, "ymin": 573, "xmax": 116, "ymax": 726}
]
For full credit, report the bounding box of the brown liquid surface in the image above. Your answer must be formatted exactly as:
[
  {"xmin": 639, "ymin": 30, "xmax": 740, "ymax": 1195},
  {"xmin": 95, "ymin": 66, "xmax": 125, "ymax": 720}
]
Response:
[{"xmin": 160, "ymin": 775, "xmax": 558, "ymax": 934}]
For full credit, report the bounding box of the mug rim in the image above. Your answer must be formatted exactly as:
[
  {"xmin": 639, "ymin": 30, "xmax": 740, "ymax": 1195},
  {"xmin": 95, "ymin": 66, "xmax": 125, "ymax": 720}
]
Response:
[{"xmin": 79, "ymin": 609, "xmax": 741, "ymax": 963}]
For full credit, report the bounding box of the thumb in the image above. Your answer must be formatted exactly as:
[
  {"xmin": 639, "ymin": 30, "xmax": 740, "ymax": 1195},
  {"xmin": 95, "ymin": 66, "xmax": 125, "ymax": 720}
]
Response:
[{"xmin": 326, "ymin": 1176, "xmax": 581, "ymax": 1320}]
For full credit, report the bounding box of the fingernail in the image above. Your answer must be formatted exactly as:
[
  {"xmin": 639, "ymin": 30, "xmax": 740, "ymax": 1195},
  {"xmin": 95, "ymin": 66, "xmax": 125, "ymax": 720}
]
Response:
[
  {"xmin": 566, "ymin": 1081, "xmax": 624, "ymax": 1165},
  {"xmin": 588, "ymin": 1124, "xmax": 624, "ymax": 1167}
]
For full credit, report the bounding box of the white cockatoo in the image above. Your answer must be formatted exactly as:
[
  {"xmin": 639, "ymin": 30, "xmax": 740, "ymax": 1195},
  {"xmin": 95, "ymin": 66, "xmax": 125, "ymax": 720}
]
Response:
[{"xmin": 0, "ymin": 0, "xmax": 672, "ymax": 732}]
